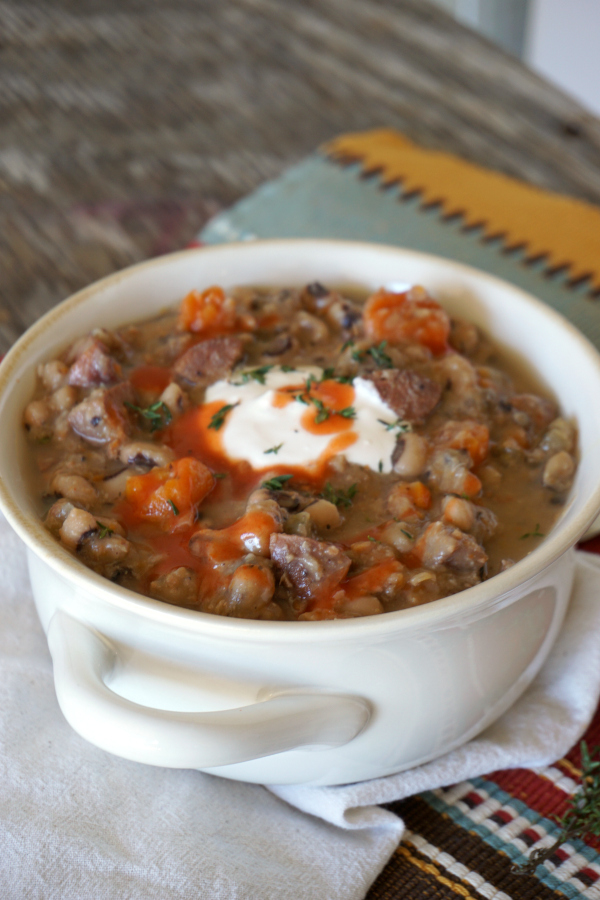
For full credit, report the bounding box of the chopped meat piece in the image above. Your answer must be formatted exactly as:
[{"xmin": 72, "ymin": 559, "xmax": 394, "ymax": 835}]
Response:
[
  {"xmin": 68, "ymin": 382, "xmax": 133, "ymax": 456},
  {"xmin": 269, "ymin": 534, "xmax": 351, "ymax": 602},
  {"xmin": 367, "ymin": 369, "xmax": 441, "ymax": 423},
  {"xmin": 413, "ymin": 522, "xmax": 487, "ymax": 573},
  {"xmin": 173, "ymin": 337, "xmax": 244, "ymax": 385},
  {"xmin": 68, "ymin": 338, "xmax": 122, "ymax": 388}
]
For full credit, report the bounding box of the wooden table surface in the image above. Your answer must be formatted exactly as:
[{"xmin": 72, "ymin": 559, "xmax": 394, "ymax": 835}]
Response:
[
  {"xmin": 2, "ymin": 0, "xmax": 600, "ymax": 358},
  {"xmin": 3, "ymin": 3, "xmax": 600, "ymax": 898}
]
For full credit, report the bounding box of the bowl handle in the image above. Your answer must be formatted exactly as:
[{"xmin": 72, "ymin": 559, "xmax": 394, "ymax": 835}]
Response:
[{"xmin": 47, "ymin": 610, "xmax": 371, "ymax": 768}]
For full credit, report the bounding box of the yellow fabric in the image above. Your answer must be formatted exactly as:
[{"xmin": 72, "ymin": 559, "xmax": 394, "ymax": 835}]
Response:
[{"xmin": 324, "ymin": 129, "xmax": 600, "ymax": 291}]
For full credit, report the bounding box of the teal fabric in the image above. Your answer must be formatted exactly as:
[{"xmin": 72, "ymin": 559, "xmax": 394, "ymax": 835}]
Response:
[{"xmin": 200, "ymin": 153, "xmax": 600, "ymax": 351}]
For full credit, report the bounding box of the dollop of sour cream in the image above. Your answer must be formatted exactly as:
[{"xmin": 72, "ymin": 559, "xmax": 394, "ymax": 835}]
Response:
[{"xmin": 204, "ymin": 366, "xmax": 402, "ymax": 473}]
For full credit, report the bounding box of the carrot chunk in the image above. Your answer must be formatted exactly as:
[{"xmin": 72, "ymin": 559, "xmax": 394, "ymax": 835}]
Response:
[
  {"xmin": 363, "ymin": 288, "xmax": 450, "ymax": 355},
  {"xmin": 179, "ymin": 286, "xmax": 237, "ymax": 335},
  {"xmin": 125, "ymin": 457, "xmax": 214, "ymax": 526},
  {"xmin": 436, "ymin": 420, "xmax": 490, "ymax": 466}
]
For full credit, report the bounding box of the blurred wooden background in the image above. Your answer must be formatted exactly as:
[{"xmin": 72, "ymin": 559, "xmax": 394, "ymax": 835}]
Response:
[{"xmin": 1, "ymin": 0, "xmax": 599, "ymax": 353}]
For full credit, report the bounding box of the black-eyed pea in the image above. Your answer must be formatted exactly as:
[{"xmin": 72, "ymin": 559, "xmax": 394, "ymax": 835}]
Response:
[{"xmin": 543, "ymin": 451, "xmax": 575, "ymax": 492}]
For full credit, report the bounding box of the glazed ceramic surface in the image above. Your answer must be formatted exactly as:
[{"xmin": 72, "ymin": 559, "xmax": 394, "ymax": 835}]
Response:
[{"xmin": 1, "ymin": 240, "xmax": 600, "ymax": 786}]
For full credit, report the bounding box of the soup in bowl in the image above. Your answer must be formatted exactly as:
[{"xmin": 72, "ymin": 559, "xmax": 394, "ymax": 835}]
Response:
[{"xmin": 1, "ymin": 240, "xmax": 599, "ymax": 785}]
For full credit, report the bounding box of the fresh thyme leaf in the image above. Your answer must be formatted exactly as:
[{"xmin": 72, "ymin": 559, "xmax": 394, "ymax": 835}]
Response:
[
  {"xmin": 320, "ymin": 482, "xmax": 358, "ymax": 509},
  {"xmin": 377, "ymin": 418, "xmax": 412, "ymax": 433},
  {"xmin": 264, "ymin": 443, "xmax": 283, "ymax": 455},
  {"xmin": 167, "ymin": 499, "xmax": 179, "ymax": 516},
  {"xmin": 520, "ymin": 524, "xmax": 545, "ymax": 539},
  {"xmin": 214, "ymin": 472, "xmax": 227, "ymax": 479},
  {"xmin": 368, "ymin": 341, "xmax": 393, "ymax": 368},
  {"xmin": 312, "ymin": 398, "xmax": 330, "ymax": 424},
  {"xmin": 234, "ymin": 365, "xmax": 273, "ymax": 386},
  {"xmin": 335, "ymin": 374, "xmax": 354, "ymax": 384},
  {"xmin": 280, "ymin": 364, "xmax": 295, "ymax": 372},
  {"xmin": 95, "ymin": 521, "xmax": 114, "ymax": 539},
  {"xmin": 514, "ymin": 741, "xmax": 600, "ymax": 875},
  {"xmin": 125, "ymin": 400, "xmax": 172, "ymax": 432},
  {"xmin": 321, "ymin": 367, "xmax": 335, "ymax": 381},
  {"xmin": 341, "ymin": 338, "xmax": 355, "ymax": 352},
  {"xmin": 208, "ymin": 402, "xmax": 238, "ymax": 431},
  {"xmin": 400, "ymin": 529, "xmax": 414, "ymax": 540},
  {"xmin": 378, "ymin": 460, "xmax": 383, "ymax": 473},
  {"xmin": 295, "ymin": 394, "xmax": 309, "ymax": 405},
  {"xmin": 339, "ymin": 406, "xmax": 356, "ymax": 419},
  {"xmin": 262, "ymin": 473, "xmax": 294, "ymax": 491},
  {"xmin": 368, "ymin": 535, "xmax": 377, "ymax": 542},
  {"xmin": 351, "ymin": 348, "xmax": 365, "ymax": 363}
]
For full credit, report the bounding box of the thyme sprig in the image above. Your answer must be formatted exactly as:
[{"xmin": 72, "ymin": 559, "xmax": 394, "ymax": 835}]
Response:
[
  {"xmin": 208, "ymin": 402, "xmax": 238, "ymax": 431},
  {"xmin": 125, "ymin": 400, "xmax": 172, "ymax": 432},
  {"xmin": 352, "ymin": 341, "xmax": 393, "ymax": 368},
  {"xmin": 264, "ymin": 443, "xmax": 283, "ymax": 455},
  {"xmin": 95, "ymin": 521, "xmax": 114, "ymax": 539},
  {"xmin": 287, "ymin": 376, "xmax": 357, "ymax": 424},
  {"xmin": 520, "ymin": 524, "xmax": 545, "ymax": 539},
  {"xmin": 262, "ymin": 473, "xmax": 294, "ymax": 491},
  {"xmin": 377, "ymin": 418, "xmax": 412, "ymax": 433},
  {"xmin": 233, "ymin": 365, "xmax": 273, "ymax": 385},
  {"xmin": 321, "ymin": 482, "xmax": 358, "ymax": 508},
  {"xmin": 515, "ymin": 741, "xmax": 600, "ymax": 875}
]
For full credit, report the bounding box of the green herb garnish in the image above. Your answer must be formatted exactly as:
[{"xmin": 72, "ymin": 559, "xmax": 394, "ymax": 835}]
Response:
[
  {"xmin": 208, "ymin": 402, "xmax": 238, "ymax": 431},
  {"xmin": 264, "ymin": 443, "xmax": 283, "ymax": 455},
  {"xmin": 377, "ymin": 418, "xmax": 412, "ymax": 433},
  {"xmin": 262, "ymin": 473, "xmax": 294, "ymax": 491},
  {"xmin": 341, "ymin": 338, "xmax": 355, "ymax": 352},
  {"xmin": 312, "ymin": 398, "xmax": 330, "ymax": 424},
  {"xmin": 515, "ymin": 741, "xmax": 600, "ymax": 875},
  {"xmin": 339, "ymin": 406, "xmax": 356, "ymax": 419},
  {"xmin": 234, "ymin": 365, "xmax": 274, "ymax": 385},
  {"xmin": 378, "ymin": 460, "xmax": 383, "ymax": 473},
  {"xmin": 321, "ymin": 367, "xmax": 335, "ymax": 381},
  {"xmin": 280, "ymin": 364, "xmax": 295, "ymax": 373},
  {"xmin": 321, "ymin": 482, "xmax": 358, "ymax": 509},
  {"xmin": 167, "ymin": 499, "xmax": 179, "ymax": 516},
  {"xmin": 95, "ymin": 521, "xmax": 114, "ymax": 539},
  {"xmin": 125, "ymin": 400, "xmax": 172, "ymax": 432},
  {"xmin": 368, "ymin": 535, "xmax": 377, "ymax": 542},
  {"xmin": 400, "ymin": 529, "xmax": 414, "ymax": 540},
  {"xmin": 214, "ymin": 473, "xmax": 227, "ymax": 479},
  {"xmin": 368, "ymin": 341, "xmax": 393, "ymax": 368},
  {"xmin": 520, "ymin": 524, "xmax": 545, "ymax": 539}
]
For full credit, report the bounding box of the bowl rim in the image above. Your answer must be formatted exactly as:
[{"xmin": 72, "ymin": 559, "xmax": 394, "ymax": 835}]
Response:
[{"xmin": 2, "ymin": 238, "xmax": 600, "ymax": 643}]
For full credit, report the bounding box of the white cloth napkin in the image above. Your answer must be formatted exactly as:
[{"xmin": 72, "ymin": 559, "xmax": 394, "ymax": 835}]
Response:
[{"xmin": 2, "ymin": 508, "xmax": 600, "ymax": 900}]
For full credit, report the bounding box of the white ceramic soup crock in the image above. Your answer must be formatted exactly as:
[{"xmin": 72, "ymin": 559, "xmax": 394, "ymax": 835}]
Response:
[{"xmin": 1, "ymin": 240, "xmax": 600, "ymax": 787}]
